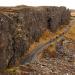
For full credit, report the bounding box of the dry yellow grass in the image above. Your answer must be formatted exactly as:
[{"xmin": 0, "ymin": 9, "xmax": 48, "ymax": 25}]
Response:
[
  {"xmin": 28, "ymin": 26, "xmax": 66, "ymax": 56},
  {"xmin": 71, "ymin": 11, "xmax": 75, "ymax": 16},
  {"xmin": 64, "ymin": 25, "xmax": 75, "ymax": 40},
  {"xmin": 65, "ymin": 11, "xmax": 75, "ymax": 40}
]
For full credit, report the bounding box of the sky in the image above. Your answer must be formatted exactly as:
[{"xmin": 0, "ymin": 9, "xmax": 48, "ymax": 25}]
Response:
[{"xmin": 0, "ymin": 0, "xmax": 74, "ymax": 9}]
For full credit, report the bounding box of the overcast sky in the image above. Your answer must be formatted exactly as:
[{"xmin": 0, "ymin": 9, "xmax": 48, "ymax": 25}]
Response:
[{"xmin": 0, "ymin": 0, "xmax": 75, "ymax": 9}]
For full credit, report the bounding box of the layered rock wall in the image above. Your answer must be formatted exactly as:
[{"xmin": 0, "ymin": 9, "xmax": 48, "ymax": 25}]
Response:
[{"xmin": 0, "ymin": 6, "xmax": 70, "ymax": 69}]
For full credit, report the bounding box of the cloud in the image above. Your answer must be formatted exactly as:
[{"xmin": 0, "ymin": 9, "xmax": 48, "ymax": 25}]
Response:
[{"xmin": 0, "ymin": 0, "xmax": 74, "ymax": 9}]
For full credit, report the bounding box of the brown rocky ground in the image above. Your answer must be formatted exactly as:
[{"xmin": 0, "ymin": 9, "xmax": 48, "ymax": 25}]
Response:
[{"xmin": 2, "ymin": 39, "xmax": 75, "ymax": 75}]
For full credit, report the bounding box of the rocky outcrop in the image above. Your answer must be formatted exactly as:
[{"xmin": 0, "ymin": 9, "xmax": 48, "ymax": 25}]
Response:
[
  {"xmin": 0, "ymin": 6, "xmax": 70, "ymax": 69},
  {"xmin": 0, "ymin": 14, "xmax": 13, "ymax": 69}
]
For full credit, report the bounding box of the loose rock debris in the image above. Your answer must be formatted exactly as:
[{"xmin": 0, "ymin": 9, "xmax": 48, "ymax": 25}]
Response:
[{"xmin": 3, "ymin": 39, "xmax": 75, "ymax": 75}]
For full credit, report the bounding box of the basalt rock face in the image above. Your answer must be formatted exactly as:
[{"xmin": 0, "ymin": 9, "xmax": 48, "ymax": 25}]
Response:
[
  {"xmin": 0, "ymin": 6, "xmax": 70, "ymax": 69},
  {"xmin": 0, "ymin": 14, "xmax": 13, "ymax": 69}
]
